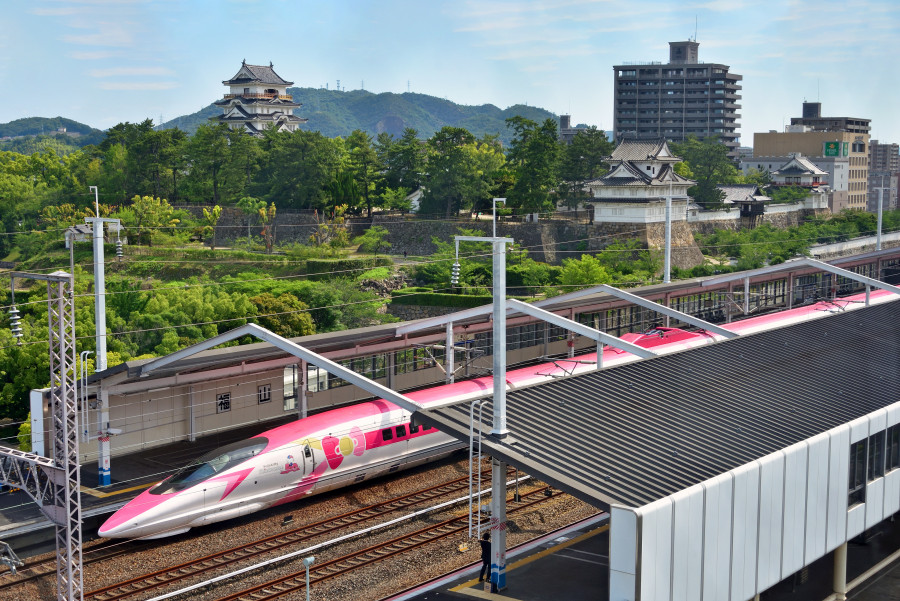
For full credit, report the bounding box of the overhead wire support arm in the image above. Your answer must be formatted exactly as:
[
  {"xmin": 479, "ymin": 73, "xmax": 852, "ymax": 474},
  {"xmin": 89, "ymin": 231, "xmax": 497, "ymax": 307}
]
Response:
[
  {"xmin": 140, "ymin": 323, "xmax": 425, "ymax": 415},
  {"xmin": 506, "ymin": 299, "xmax": 657, "ymax": 358},
  {"xmin": 533, "ymin": 284, "xmax": 739, "ymax": 340}
]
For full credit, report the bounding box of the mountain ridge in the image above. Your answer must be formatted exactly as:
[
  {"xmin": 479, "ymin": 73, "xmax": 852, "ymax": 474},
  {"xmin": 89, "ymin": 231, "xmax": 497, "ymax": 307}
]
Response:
[
  {"xmin": 0, "ymin": 90, "xmax": 562, "ymax": 148},
  {"xmin": 162, "ymin": 87, "xmax": 560, "ymax": 144}
]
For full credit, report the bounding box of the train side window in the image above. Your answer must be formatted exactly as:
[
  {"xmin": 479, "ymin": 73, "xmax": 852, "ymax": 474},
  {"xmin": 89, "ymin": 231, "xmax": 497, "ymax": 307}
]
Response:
[
  {"xmin": 382, "ymin": 428, "xmax": 393, "ymax": 441},
  {"xmin": 304, "ymin": 445, "xmax": 312, "ymax": 458},
  {"xmin": 410, "ymin": 424, "xmax": 421, "ymax": 434},
  {"xmin": 396, "ymin": 425, "xmax": 407, "ymax": 438}
]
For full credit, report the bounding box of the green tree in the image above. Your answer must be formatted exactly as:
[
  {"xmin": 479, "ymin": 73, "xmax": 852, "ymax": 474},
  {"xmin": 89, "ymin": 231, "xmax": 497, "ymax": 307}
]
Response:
[
  {"xmin": 126, "ymin": 195, "xmax": 180, "ymax": 246},
  {"xmin": 256, "ymin": 129, "xmax": 342, "ymax": 209},
  {"xmin": 421, "ymin": 127, "xmax": 478, "ymax": 218},
  {"xmin": 377, "ymin": 128, "xmax": 425, "ymax": 192},
  {"xmin": 557, "ymin": 254, "xmax": 613, "ymax": 290},
  {"xmin": 259, "ymin": 202, "xmax": 276, "ymax": 253},
  {"xmin": 309, "ymin": 204, "xmax": 350, "ymax": 252},
  {"xmin": 505, "ymin": 116, "xmax": 561, "ymax": 216},
  {"xmin": 202, "ymin": 204, "xmax": 222, "ymax": 248},
  {"xmin": 346, "ymin": 129, "xmax": 382, "ymax": 217},
  {"xmin": 353, "ymin": 225, "xmax": 391, "ymax": 256},
  {"xmin": 670, "ymin": 136, "xmax": 740, "ymax": 209},
  {"xmin": 250, "ymin": 293, "xmax": 316, "ymax": 338},
  {"xmin": 184, "ymin": 123, "xmax": 231, "ymax": 204},
  {"xmin": 236, "ymin": 196, "xmax": 266, "ymax": 242},
  {"xmin": 558, "ymin": 127, "xmax": 614, "ymax": 209},
  {"xmin": 328, "ymin": 170, "xmax": 359, "ymax": 211},
  {"xmin": 381, "ymin": 187, "xmax": 411, "ymax": 213}
]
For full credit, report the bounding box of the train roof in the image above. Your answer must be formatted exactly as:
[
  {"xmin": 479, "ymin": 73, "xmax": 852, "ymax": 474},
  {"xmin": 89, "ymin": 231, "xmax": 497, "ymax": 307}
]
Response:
[{"xmin": 415, "ymin": 298, "xmax": 900, "ymax": 509}]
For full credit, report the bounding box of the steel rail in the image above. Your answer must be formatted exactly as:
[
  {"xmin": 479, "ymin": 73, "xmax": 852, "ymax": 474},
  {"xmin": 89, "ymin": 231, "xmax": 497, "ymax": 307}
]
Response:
[
  {"xmin": 213, "ymin": 486, "xmax": 556, "ymax": 601},
  {"xmin": 81, "ymin": 467, "xmax": 509, "ymax": 601}
]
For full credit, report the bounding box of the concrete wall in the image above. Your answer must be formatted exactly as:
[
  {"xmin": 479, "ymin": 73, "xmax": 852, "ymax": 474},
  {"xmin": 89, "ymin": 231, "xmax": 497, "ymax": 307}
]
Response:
[{"xmin": 611, "ymin": 400, "xmax": 900, "ymax": 601}]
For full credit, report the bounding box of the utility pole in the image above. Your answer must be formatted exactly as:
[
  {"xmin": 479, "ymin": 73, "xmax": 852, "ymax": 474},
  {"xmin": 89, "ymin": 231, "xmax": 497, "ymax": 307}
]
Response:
[
  {"xmin": 664, "ymin": 186, "xmax": 672, "ymax": 283},
  {"xmin": 85, "ymin": 186, "xmax": 120, "ymax": 486}
]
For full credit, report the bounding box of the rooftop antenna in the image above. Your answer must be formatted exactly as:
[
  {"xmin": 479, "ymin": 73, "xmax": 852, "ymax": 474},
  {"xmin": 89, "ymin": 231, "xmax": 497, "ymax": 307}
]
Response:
[{"xmin": 694, "ymin": 15, "xmax": 698, "ymax": 41}]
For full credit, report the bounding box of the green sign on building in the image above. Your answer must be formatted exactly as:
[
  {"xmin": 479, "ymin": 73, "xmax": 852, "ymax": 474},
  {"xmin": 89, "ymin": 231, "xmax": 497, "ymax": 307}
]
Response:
[{"xmin": 823, "ymin": 141, "xmax": 841, "ymax": 157}]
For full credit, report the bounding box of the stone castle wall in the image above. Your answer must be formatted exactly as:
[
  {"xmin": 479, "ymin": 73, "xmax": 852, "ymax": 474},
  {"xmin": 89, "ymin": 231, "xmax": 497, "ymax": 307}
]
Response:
[{"xmin": 187, "ymin": 203, "xmax": 827, "ymax": 271}]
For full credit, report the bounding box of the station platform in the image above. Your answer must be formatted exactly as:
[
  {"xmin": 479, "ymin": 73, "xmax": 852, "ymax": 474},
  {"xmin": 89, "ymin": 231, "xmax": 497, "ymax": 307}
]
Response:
[{"xmin": 386, "ymin": 515, "xmax": 608, "ymax": 601}]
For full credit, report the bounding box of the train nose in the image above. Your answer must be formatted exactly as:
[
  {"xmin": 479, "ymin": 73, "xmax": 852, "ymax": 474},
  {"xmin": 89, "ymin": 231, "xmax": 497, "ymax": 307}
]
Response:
[
  {"xmin": 98, "ymin": 518, "xmax": 139, "ymax": 539},
  {"xmin": 98, "ymin": 489, "xmax": 173, "ymax": 539}
]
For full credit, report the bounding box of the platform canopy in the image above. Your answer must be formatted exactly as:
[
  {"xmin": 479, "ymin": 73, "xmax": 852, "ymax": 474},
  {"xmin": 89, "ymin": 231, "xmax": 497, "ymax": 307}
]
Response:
[{"xmin": 415, "ymin": 300, "xmax": 900, "ymax": 508}]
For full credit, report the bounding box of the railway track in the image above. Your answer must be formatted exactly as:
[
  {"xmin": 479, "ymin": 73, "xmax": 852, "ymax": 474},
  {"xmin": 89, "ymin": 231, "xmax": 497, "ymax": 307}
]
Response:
[
  {"xmin": 0, "ymin": 539, "xmax": 149, "ymax": 592},
  {"xmin": 80, "ymin": 467, "xmax": 512, "ymax": 601},
  {"xmin": 214, "ymin": 486, "xmax": 556, "ymax": 601}
]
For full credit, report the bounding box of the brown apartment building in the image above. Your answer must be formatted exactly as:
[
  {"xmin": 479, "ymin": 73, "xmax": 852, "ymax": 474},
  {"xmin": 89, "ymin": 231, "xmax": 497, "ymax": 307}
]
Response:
[
  {"xmin": 613, "ymin": 41, "xmax": 742, "ymax": 157},
  {"xmin": 754, "ymin": 103, "xmax": 870, "ymax": 212}
]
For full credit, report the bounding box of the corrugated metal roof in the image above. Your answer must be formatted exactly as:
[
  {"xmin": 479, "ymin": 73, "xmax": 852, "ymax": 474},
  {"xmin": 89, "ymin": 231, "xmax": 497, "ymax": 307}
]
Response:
[{"xmin": 416, "ymin": 300, "xmax": 900, "ymax": 509}]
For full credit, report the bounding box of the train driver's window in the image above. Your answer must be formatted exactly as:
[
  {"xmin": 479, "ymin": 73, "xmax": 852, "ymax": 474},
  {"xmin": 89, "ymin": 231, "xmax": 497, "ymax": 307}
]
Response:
[
  {"xmin": 382, "ymin": 428, "xmax": 393, "ymax": 441},
  {"xmin": 396, "ymin": 425, "xmax": 407, "ymax": 438}
]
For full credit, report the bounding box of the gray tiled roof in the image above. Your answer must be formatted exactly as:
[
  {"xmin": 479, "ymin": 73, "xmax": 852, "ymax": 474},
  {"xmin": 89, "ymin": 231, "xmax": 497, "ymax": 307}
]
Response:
[
  {"xmin": 586, "ymin": 163, "xmax": 693, "ymax": 187},
  {"xmin": 717, "ymin": 184, "xmax": 768, "ymax": 204},
  {"xmin": 609, "ymin": 138, "xmax": 680, "ymax": 162},
  {"xmin": 224, "ymin": 61, "xmax": 293, "ymax": 86}
]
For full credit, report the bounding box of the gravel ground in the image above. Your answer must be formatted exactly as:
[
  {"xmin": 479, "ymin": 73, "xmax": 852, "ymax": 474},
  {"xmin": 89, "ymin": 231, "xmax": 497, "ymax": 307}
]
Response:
[{"xmin": 0, "ymin": 456, "xmax": 599, "ymax": 601}]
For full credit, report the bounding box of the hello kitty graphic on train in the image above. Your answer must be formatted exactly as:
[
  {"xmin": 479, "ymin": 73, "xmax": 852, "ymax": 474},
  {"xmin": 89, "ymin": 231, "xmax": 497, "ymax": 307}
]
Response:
[{"xmin": 98, "ymin": 288, "xmax": 897, "ymax": 539}]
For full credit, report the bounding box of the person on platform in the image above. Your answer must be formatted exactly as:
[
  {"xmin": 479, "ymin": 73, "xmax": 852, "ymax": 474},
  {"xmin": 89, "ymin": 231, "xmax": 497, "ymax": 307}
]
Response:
[{"xmin": 478, "ymin": 530, "xmax": 491, "ymax": 582}]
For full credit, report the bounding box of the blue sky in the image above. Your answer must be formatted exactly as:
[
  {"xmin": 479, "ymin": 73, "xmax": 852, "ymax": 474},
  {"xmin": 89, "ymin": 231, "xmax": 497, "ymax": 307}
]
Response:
[{"xmin": 3, "ymin": 0, "xmax": 899, "ymax": 145}]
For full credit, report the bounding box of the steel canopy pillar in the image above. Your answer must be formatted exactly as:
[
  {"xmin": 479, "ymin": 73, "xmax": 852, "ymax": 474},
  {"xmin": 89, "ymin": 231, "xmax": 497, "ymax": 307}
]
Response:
[
  {"xmin": 491, "ymin": 237, "xmax": 509, "ymax": 439},
  {"xmin": 490, "ymin": 457, "xmax": 508, "ymax": 592},
  {"xmin": 453, "ymin": 234, "xmax": 513, "ymax": 592}
]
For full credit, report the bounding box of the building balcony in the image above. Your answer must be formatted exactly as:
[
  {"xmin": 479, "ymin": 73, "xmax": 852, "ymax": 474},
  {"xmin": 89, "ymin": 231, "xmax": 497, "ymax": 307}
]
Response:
[{"xmin": 224, "ymin": 93, "xmax": 294, "ymax": 101}]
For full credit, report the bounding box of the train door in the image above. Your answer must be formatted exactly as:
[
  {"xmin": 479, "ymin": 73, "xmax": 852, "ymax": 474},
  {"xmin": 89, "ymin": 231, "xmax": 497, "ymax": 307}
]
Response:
[{"xmin": 301, "ymin": 442, "xmax": 315, "ymax": 475}]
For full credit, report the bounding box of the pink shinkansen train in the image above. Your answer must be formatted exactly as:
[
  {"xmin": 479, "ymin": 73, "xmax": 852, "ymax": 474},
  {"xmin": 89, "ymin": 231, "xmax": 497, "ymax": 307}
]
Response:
[{"xmin": 98, "ymin": 289, "xmax": 896, "ymax": 539}]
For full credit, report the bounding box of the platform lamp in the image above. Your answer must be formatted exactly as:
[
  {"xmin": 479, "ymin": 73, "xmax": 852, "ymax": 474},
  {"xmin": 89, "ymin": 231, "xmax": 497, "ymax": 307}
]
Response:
[{"xmin": 302, "ymin": 556, "xmax": 315, "ymax": 601}]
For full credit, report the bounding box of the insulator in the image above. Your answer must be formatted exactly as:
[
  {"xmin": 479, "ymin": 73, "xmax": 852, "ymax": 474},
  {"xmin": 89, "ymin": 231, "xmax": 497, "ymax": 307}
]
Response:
[
  {"xmin": 9, "ymin": 306, "xmax": 22, "ymax": 339},
  {"xmin": 450, "ymin": 262, "xmax": 460, "ymax": 285},
  {"xmin": 116, "ymin": 239, "xmax": 124, "ymax": 259}
]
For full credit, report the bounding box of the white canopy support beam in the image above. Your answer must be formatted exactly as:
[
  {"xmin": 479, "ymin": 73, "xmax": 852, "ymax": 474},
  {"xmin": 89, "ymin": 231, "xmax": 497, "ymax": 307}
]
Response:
[
  {"xmin": 700, "ymin": 257, "xmax": 900, "ymax": 296},
  {"xmin": 395, "ymin": 303, "xmax": 493, "ymax": 337},
  {"xmin": 535, "ymin": 284, "xmax": 739, "ymax": 339},
  {"xmin": 140, "ymin": 323, "xmax": 425, "ymax": 415},
  {"xmin": 803, "ymin": 259, "xmax": 900, "ymax": 296},
  {"xmin": 506, "ymin": 300, "xmax": 656, "ymax": 359}
]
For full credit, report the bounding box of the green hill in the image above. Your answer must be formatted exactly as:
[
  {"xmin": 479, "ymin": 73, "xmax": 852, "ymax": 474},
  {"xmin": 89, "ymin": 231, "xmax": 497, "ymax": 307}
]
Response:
[
  {"xmin": 160, "ymin": 88, "xmax": 559, "ymax": 145},
  {"xmin": 0, "ymin": 116, "xmax": 104, "ymax": 149}
]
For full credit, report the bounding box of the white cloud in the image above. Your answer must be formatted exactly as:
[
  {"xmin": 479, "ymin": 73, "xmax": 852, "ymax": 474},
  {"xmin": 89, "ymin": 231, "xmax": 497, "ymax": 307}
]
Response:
[
  {"xmin": 90, "ymin": 67, "xmax": 174, "ymax": 77},
  {"xmin": 99, "ymin": 81, "xmax": 177, "ymax": 90},
  {"xmin": 32, "ymin": 7, "xmax": 81, "ymax": 16},
  {"xmin": 71, "ymin": 50, "xmax": 119, "ymax": 59},
  {"xmin": 64, "ymin": 22, "xmax": 135, "ymax": 47}
]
